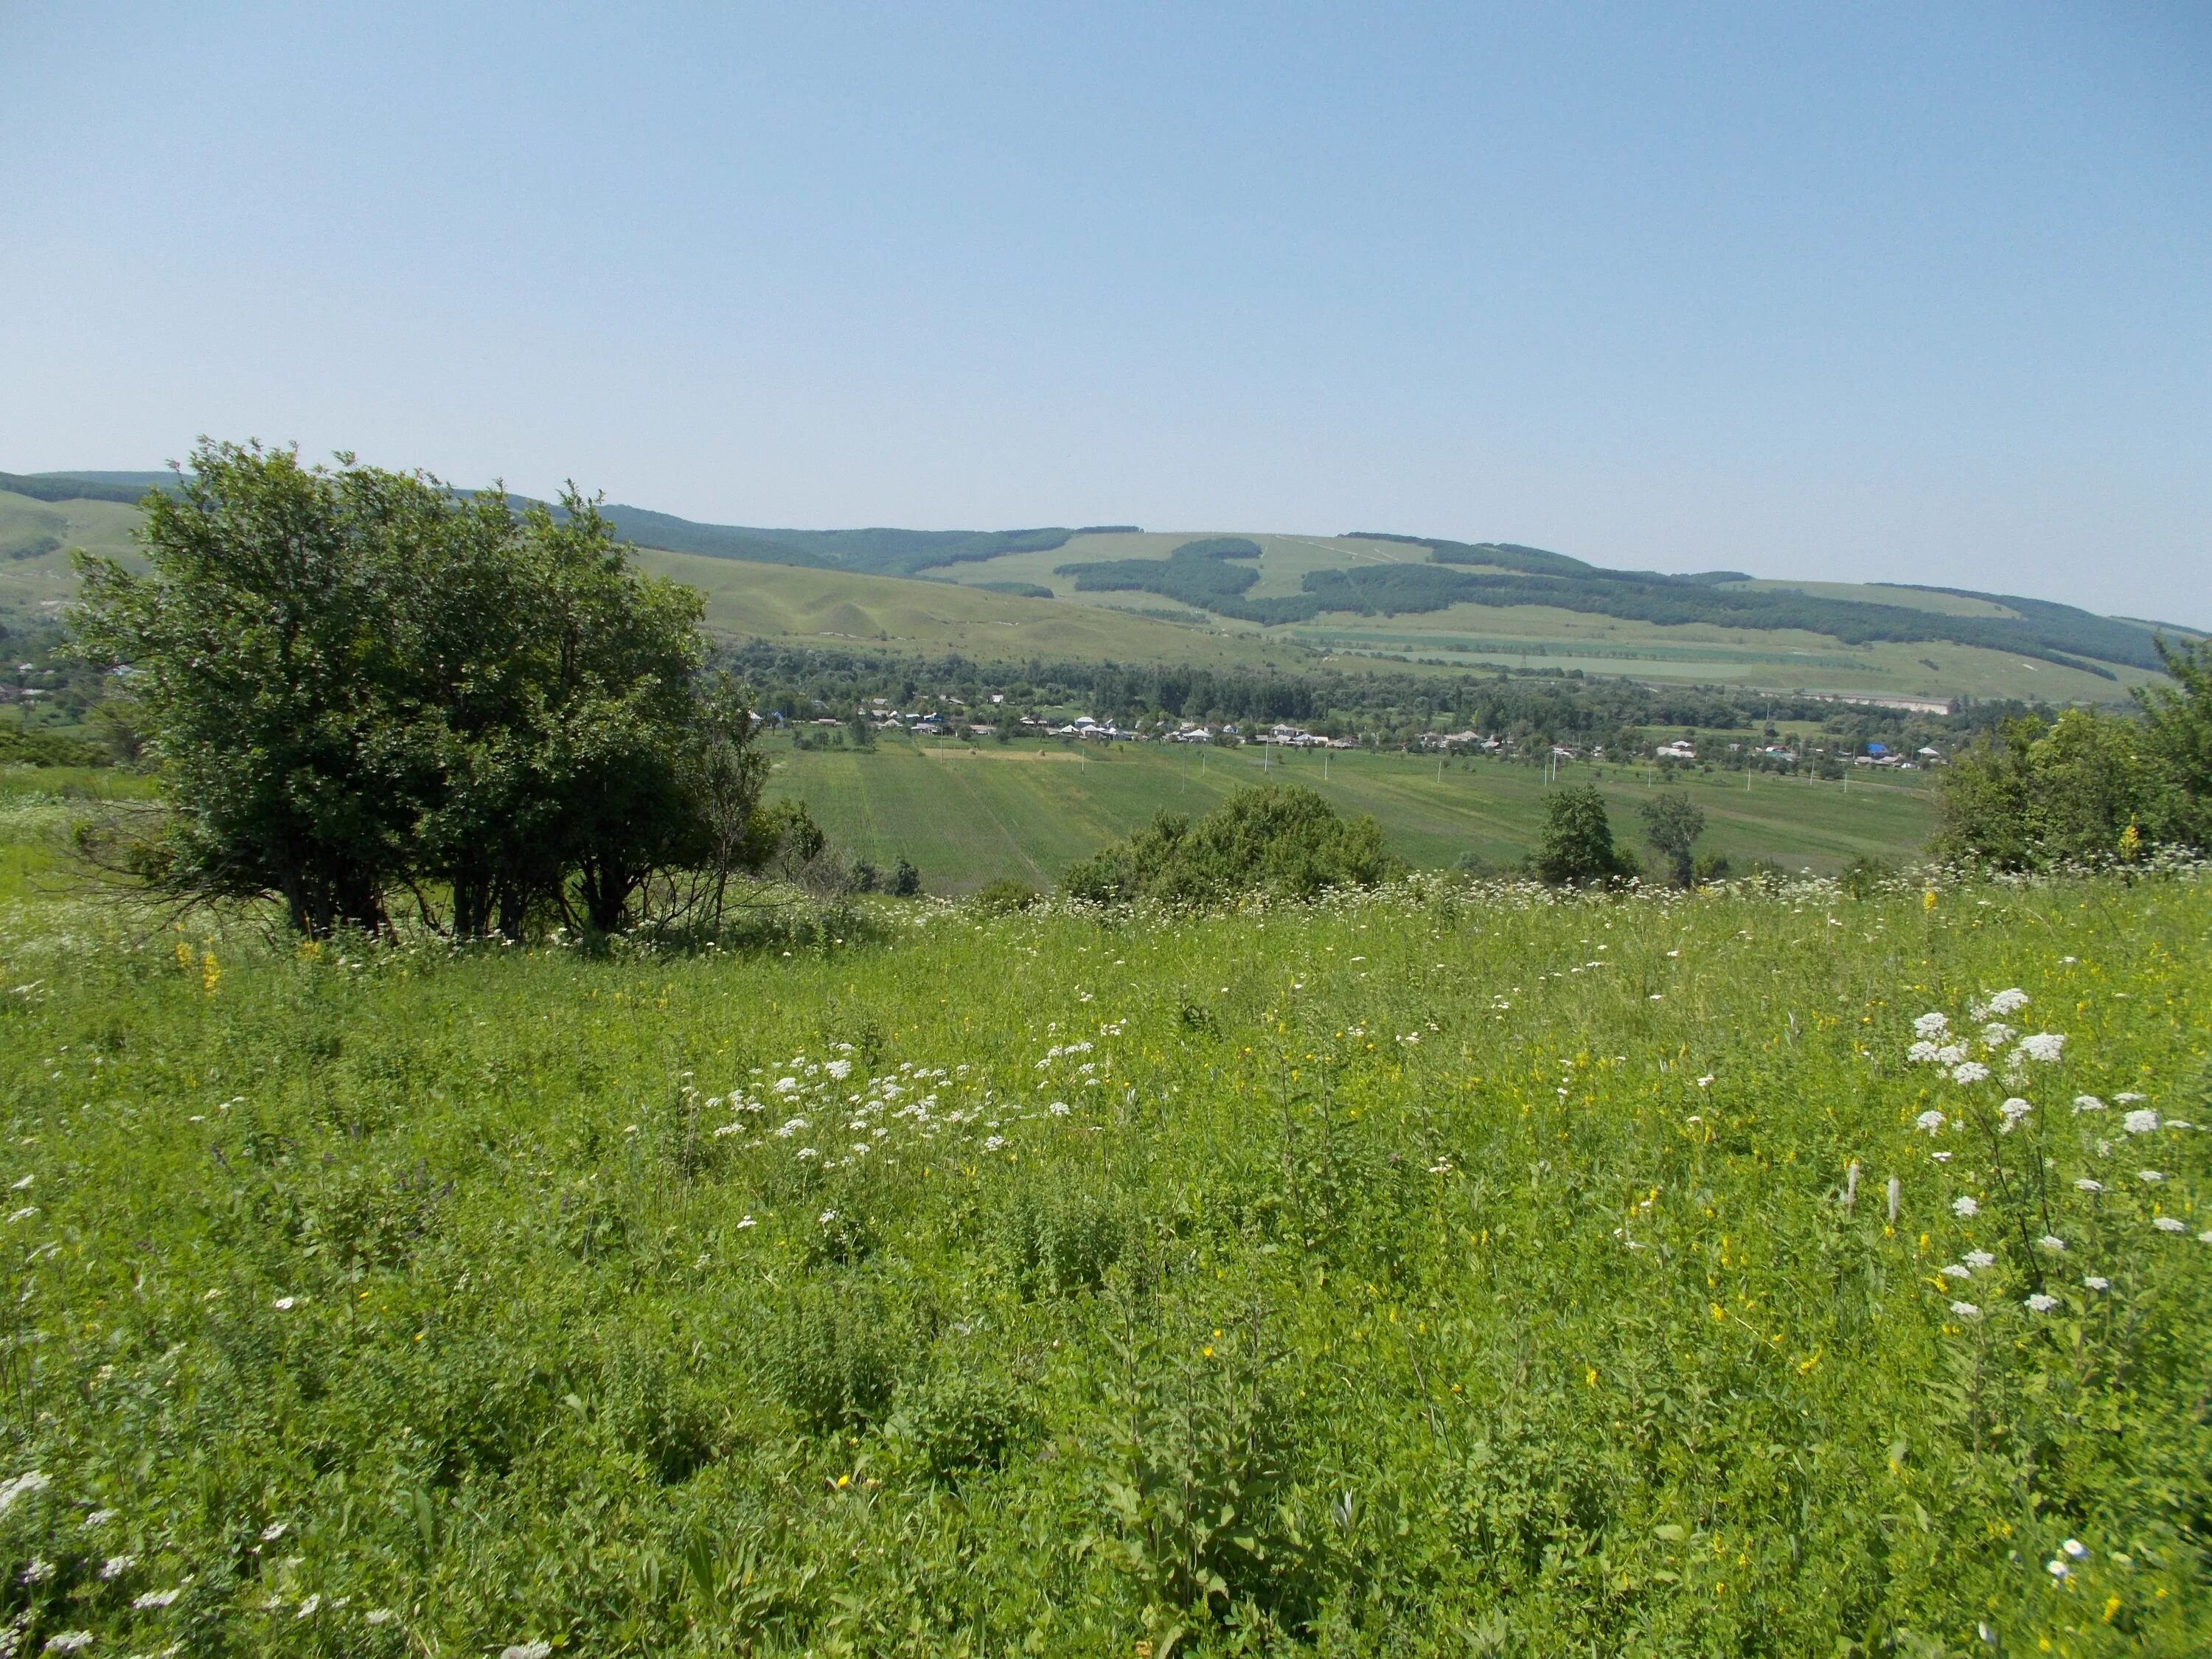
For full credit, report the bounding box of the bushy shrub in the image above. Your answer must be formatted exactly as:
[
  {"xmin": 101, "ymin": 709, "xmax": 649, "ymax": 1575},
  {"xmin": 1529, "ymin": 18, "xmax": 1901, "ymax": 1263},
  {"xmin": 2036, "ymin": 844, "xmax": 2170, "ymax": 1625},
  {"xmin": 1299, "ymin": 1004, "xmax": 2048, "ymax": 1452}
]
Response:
[
  {"xmin": 972, "ymin": 877, "xmax": 1040, "ymax": 914},
  {"xmin": 1062, "ymin": 785, "xmax": 1402, "ymax": 905}
]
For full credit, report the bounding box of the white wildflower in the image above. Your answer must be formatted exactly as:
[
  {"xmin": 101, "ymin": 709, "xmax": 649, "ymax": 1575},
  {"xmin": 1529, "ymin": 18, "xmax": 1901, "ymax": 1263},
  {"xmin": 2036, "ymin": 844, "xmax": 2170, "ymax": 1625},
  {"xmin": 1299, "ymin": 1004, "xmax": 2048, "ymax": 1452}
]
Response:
[
  {"xmin": 0, "ymin": 1470, "xmax": 51, "ymax": 1514},
  {"xmin": 83, "ymin": 1509, "xmax": 116, "ymax": 1529},
  {"xmin": 2084, "ymin": 1276, "xmax": 2110, "ymax": 1291},
  {"xmin": 1941, "ymin": 1264, "xmax": 1971, "ymax": 1280},
  {"xmin": 2123, "ymin": 1109, "xmax": 2159, "ymax": 1135},
  {"xmin": 271, "ymin": 1296, "xmax": 296, "ymax": 1311},
  {"xmin": 501, "ymin": 1644, "xmax": 553, "ymax": 1659},
  {"xmin": 2113, "ymin": 1091, "xmax": 2146, "ymax": 1103},
  {"xmin": 1999, "ymin": 1097, "xmax": 2032, "ymax": 1131},
  {"xmin": 2073, "ymin": 1095, "xmax": 2106, "ymax": 1113},
  {"xmin": 100, "ymin": 1553, "xmax": 135, "ymax": 1579},
  {"xmin": 1950, "ymin": 1301, "xmax": 1980, "ymax": 1318},
  {"xmin": 1913, "ymin": 1012, "xmax": 1950, "ymax": 1040},
  {"xmin": 1907, "ymin": 1041, "xmax": 1942, "ymax": 1064},
  {"xmin": 1047, "ymin": 1102, "xmax": 1070, "ymax": 1116},
  {"xmin": 42, "ymin": 1633, "xmax": 94, "ymax": 1653},
  {"xmin": 1950, "ymin": 1062, "xmax": 1991, "ymax": 1085},
  {"xmin": 795, "ymin": 1147, "xmax": 818, "ymax": 1161},
  {"xmin": 295, "ymin": 1593, "xmax": 321, "ymax": 1618},
  {"xmin": 365, "ymin": 1610, "xmax": 395, "ymax": 1626},
  {"xmin": 737, "ymin": 1214, "xmax": 755, "ymax": 1228},
  {"xmin": 132, "ymin": 1586, "xmax": 182, "ymax": 1610},
  {"xmin": 2046, "ymin": 1559, "xmax": 2070, "ymax": 1580},
  {"xmin": 1984, "ymin": 989, "xmax": 2029, "ymax": 1016},
  {"xmin": 2037, "ymin": 1235, "xmax": 2067, "ymax": 1252},
  {"xmin": 1696, "ymin": 1074, "xmax": 1714, "ymax": 1088},
  {"xmin": 825, "ymin": 1059, "xmax": 852, "ymax": 1081},
  {"xmin": 20, "ymin": 1557, "xmax": 54, "ymax": 1585},
  {"xmin": 2024, "ymin": 1294, "xmax": 2058, "ymax": 1312},
  {"xmin": 4, "ymin": 1206, "xmax": 35, "ymax": 1224},
  {"xmin": 1980, "ymin": 1023, "xmax": 2016, "ymax": 1048},
  {"xmin": 1952, "ymin": 1195, "xmax": 1979, "ymax": 1217},
  {"xmin": 260, "ymin": 1521, "xmax": 286, "ymax": 1542},
  {"xmin": 982, "ymin": 1135, "xmax": 1006, "ymax": 1152},
  {"xmin": 773, "ymin": 1118, "xmax": 808, "ymax": 1138},
  {"xmin": 1935, "ymin": 1043, "xmax": 1968, "ymax": 1065},
  {"xmin": 1915, "ymin": 1110, "xmax": 1947, "ymax": 1135},
  {"xmin": 2138, "ymin": 1170, "xmax": 2165, "ymax": 1184},
  {"xmin": 1964, "ymin": 1249, "xmax": 1995, "ymax": 1269},
  {"xmin": 2152, "ymin": 1217, "xmax": 2185, "ymax": 1233},
  {"xmin": 2074, "ymin": 1178, "xmax": 2104, "ymax": 1193},
  {"xmin": 2016, "ymin": 1033, "xmax": 2065, "ymax": 1063},
  {"xmin": 2063, "ymin": 1539, "xmax": 2087, "ymax": 1559},
  {"xmin": 773, "ymin": 1077, "xmax": 799, "ymax": 1095}
]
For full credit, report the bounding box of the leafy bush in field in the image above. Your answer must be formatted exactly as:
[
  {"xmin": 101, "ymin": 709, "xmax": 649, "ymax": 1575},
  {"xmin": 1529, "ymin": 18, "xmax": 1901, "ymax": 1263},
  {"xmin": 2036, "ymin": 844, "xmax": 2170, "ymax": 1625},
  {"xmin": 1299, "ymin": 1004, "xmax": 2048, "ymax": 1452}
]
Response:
[
  {"xmin": 1062, "ymin": 784, "xmax": 1402, "ymax": 905},
  {"xmin": 0, "ymin": 866, "xmax": 2208, "ymax": 1654},
  {"xmin": 972, "ymin": 877, "xmax": 1040, "ymax": 914}
]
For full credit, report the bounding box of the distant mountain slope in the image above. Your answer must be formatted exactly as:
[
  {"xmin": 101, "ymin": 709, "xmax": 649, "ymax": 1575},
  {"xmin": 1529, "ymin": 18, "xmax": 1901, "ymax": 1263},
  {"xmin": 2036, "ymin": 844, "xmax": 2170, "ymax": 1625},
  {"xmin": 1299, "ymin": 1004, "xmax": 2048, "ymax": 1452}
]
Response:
[{"xmin": 10, "ymin": 468, "xmax": 2196, "ymax": 688}]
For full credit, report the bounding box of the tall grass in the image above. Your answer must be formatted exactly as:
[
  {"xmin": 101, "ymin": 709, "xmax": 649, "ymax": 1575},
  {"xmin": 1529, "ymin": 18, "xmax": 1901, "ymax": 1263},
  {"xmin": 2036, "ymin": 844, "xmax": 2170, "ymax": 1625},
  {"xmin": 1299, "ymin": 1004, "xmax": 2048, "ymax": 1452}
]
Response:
[{"xmin": 0, "ymin": 869, "xmax": 2205, "ymax": 1655}]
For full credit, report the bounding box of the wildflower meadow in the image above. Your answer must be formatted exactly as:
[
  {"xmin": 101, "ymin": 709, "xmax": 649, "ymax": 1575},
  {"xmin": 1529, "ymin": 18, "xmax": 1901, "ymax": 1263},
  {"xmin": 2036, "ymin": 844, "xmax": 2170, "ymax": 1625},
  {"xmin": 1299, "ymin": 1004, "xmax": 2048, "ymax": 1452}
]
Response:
[{"xmin": 0, "ymin": 862, "xmax": 2207, "ymax": 1655}]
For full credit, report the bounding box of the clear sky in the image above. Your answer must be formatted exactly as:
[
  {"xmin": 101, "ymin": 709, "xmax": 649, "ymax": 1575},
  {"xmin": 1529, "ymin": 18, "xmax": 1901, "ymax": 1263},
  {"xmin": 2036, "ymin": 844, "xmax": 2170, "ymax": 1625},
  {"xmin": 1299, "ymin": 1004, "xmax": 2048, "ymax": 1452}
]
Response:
[{"xmin": 4, "ymin": 2, "xmax": 2208, "ymax": 619}]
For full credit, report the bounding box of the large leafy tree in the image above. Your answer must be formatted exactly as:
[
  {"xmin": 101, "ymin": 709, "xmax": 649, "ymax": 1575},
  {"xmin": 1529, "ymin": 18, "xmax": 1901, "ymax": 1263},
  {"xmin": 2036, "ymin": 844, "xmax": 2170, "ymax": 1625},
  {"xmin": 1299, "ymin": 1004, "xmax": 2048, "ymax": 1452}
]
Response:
[
  {"xmin": 74, "ymin": 443, "xmax": 451, "ymax": 933},
  {"xmin": 73, "ymin": 441, "xmax": 755, "ymax": 938}
]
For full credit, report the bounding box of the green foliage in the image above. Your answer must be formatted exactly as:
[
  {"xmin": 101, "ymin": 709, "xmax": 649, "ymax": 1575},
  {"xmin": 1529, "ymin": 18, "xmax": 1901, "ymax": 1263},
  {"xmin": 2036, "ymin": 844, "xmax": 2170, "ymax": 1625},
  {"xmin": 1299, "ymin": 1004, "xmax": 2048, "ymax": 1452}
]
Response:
[
  {"xmin": 0, "ymin": 720, "xmax": 105, "ymax": 768},
  {"xmin": 1932, "ymin": 709, "xmax": 2177, "ymax": 869},
  {"xmin": 2133, "ymin": 634, "xmax": 2212, "ymax": 848},
  {"xmin": 1530, "ymin": 784, "xmax": 1636, "ymax": 886},
  {"xmin": 1062, "ymin": 785, "xmax": 1402, "ymax": 905},
  {"xmin": 66, "ymin": 441, "xmax": 797, "ymax": 937},
  {"xmin": 973, "ymin": 877, "xmax": 1042, "ymax": 914},
  {"xmin": 1638, "ymin": 790, "xmax": 1708, "ymax": 887}
]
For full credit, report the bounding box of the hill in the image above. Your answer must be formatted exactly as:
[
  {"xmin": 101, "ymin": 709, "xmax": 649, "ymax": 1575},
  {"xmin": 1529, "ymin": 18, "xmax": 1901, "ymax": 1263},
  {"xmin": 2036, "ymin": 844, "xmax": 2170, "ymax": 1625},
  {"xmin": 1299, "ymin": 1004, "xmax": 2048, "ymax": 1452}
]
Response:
[{"xmin": 3, "ymin": 472, "xmax": 2197, "ymax": 704}]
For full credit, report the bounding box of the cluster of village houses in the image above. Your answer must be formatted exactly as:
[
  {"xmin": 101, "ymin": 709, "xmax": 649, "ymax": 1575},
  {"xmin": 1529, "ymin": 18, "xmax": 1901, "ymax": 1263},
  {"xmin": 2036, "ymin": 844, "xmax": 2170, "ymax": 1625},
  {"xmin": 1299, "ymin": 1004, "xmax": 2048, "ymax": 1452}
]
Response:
[{"xmin": 784, "ymin": 698, "xmax": 1943, "ymax": 767}]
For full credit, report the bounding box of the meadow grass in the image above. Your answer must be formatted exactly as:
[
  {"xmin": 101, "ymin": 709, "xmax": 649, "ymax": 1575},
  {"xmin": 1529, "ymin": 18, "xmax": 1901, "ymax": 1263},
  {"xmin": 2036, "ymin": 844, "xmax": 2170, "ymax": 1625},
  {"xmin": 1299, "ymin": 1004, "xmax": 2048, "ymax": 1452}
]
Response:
[
  {"xmin": 0, "ymin": 847, "xmax": 2205, "ymax": 1655},
  {"xmin": 765, "ymin": 738, "xmax": 1937, "ymax": 891}
]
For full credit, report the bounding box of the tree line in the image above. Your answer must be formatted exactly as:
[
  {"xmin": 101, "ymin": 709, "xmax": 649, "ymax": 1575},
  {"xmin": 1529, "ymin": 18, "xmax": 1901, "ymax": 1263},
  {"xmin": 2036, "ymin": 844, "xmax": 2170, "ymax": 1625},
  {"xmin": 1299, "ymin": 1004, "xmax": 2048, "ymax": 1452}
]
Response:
[{"xmin": 72, "ymin": 442, "xmax": 826, "ymax": 939}]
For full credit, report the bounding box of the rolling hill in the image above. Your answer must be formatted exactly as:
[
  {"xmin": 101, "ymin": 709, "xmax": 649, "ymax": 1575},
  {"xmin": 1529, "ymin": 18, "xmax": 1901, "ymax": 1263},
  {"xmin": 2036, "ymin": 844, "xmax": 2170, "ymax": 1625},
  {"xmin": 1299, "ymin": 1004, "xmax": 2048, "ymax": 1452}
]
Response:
[{"xmin": 1, "ymin": 470, "xmax": 2196, "ymax": 703}]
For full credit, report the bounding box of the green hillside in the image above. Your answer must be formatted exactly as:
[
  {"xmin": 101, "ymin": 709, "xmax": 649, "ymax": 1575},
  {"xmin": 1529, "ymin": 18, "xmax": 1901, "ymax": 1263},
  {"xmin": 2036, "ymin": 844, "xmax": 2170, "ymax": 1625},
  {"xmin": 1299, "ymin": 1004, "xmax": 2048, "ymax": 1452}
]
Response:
[
  {"xmin": 760, "ymin": 734, "xmax": 1937, "ymax": 893},
  {"xmin": 4, "ymin": 473, "xmax": 2194, "ymax": 706}
]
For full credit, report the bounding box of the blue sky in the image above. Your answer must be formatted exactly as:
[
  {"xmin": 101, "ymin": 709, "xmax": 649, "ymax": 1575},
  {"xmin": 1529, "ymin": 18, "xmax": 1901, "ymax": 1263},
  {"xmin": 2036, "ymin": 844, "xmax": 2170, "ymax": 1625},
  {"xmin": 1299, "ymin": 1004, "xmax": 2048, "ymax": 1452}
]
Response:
[{"xmin": 4, "ymin": 2, "xmax": 2207, "ymax": 619}]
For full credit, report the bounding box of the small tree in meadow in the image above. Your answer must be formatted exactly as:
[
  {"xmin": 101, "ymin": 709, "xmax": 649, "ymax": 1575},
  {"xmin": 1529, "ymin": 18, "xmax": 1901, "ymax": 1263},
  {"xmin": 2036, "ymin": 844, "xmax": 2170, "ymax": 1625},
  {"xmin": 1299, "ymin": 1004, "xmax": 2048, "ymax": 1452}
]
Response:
[
  {"xmin": 1531, "ymin": 785, "xmax": 1636, "ymax": 886},
  {"xmin": 1639, "ymin": 790, "xmax": 1707, "ymax": 887}
]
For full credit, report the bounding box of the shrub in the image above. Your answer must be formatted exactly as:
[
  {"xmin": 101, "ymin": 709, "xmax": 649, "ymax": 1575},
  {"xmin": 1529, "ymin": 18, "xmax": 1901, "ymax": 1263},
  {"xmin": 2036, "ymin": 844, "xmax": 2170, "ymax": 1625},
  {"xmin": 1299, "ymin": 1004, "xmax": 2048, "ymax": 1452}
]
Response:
[
  {"xmin": 973, "ymin": 877, "xmax": 1040, "ymax": 914},
  {"xmin": 1061, "ymin": 785, "xmax": 1402, "ymax": 905}
]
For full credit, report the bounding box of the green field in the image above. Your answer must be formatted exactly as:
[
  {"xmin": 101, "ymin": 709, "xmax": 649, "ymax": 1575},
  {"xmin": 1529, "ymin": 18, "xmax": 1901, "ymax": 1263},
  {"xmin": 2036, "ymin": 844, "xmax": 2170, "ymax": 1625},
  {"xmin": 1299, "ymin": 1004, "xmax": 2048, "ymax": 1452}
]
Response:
[
  {"xmin": 763, "ymin": 737, "xmax": 1938, "ymax": 892},
  {"xmin": 0, "ymin": 776, "xmax": 2204, "ymax": 1653}
]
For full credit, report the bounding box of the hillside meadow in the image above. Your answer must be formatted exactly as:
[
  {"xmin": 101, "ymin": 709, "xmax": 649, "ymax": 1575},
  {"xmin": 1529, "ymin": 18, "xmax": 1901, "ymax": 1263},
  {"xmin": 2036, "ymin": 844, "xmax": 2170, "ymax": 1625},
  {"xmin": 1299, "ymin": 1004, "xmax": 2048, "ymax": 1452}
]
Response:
[
  {"xmin": 761, "ymin": 738, "xmax": 1938, "ymax": 893},
  {"xmin": 0, "ymin": 787, "xmax": 2205, "ymax": 1654}
]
